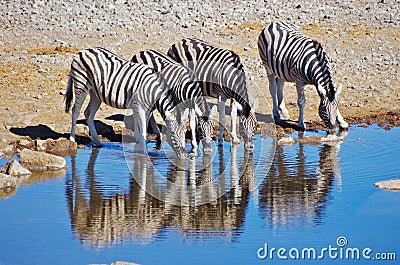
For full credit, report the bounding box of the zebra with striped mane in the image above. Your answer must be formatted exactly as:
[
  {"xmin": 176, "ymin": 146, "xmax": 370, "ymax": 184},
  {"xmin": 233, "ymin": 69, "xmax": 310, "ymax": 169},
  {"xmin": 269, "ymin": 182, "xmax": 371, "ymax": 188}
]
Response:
[
  {"xmin": 64, "ymin": 47, "xmax": 186, "ymax": 156},
  {"xmin": 167, "ymin": 38, "xmax": 258, "ymax": 149},
  {"xmin": 257, "ymin": 22, "xmax": 348, "ymax": 133},
  {"xmin": 131, "ymin": 49, "xmax": 217, "ymax": 156}
]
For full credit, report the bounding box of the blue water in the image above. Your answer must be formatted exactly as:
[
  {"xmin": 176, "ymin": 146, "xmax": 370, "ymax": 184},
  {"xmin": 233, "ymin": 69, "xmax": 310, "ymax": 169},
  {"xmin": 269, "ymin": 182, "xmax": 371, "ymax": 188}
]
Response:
[{"xmin": 0, "ymin": 125, "xmax": 399, "ymax": 265}]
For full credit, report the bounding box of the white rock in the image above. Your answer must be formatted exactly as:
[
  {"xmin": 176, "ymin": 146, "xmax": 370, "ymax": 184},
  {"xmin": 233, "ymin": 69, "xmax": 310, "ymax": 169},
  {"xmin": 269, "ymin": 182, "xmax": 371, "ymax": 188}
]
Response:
[
  {"xmin": 278, "ymin": 136, "xmax": 295, "ymax": 145},
  {"xmin": 374, "ymin": 179, "xmax": 400, "ymax": 191},
  {"xmin": 1, "ymin": 160, "xmax": 31, "ymax": 176},
  {"xmin": 111, "ymin": 262, "xmax": 141, "ymax": 265},
  {"xmin": 19, "ymin": 149, "xmax": 67, "ymax": 171},
  {"xmin": 36, "ymin": 139, "xmax": 47, "ymax": 151},
  {"xmin": 0, "ymin": 173, "xmax": 18, "ymax": 189},
  {"xmin": 321, "ymin": 134, "xmax": 343, "ymax": 142}
]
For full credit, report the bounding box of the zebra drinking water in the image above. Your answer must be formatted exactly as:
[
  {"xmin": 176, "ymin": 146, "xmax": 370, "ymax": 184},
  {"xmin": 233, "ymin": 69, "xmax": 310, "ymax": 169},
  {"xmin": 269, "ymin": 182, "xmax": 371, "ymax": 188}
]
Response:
[
  {"xmin": 167, "ymin": 38, "xmax": 258, "ymax": 149},
  {"xmin": 64, "ymin": 47, "xmax": 186, "ymax": 156},
  {"xmin": 131, "ymin": 49, "xmax": 217, "ymax": 156},
  {"xmin": 257, "ymin": 22, "xmax": 348, "ymax": 133}
]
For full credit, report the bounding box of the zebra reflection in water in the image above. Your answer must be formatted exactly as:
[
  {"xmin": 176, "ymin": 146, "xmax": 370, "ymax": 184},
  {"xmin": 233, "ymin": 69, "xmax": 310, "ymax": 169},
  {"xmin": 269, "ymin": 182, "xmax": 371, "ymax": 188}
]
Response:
[
  {"xmin": 65, "ymin": 145, "xmax": 255, "ymax": 247},
  {"xmin": 258, "ymin": 131, "xmax": 347, "ymax": 229}
]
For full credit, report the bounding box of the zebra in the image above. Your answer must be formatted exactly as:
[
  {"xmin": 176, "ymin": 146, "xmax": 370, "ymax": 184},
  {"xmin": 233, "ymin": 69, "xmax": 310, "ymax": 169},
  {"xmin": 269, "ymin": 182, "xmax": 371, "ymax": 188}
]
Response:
[
  {"xmin": 257, "ymin": 21, "xmax": 348, "ymax": 133},
  {"xmin": 167, "ymin": 38, "xmax": 258, "ymax": 149},
  {"xmin": 64, "ymin": 47, "xmax": 186, "ymax": 156},
  {"xmin": 131, "ymin": 49, "xmax": 217, "ymax": 156}
]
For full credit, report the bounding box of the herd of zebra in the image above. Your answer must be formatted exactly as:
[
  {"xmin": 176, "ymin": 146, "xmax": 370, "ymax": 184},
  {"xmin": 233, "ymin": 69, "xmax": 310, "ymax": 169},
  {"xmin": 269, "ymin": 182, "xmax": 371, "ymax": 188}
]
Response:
[{"xmin": 64, "ymin": 21, "xmax": 348, "ymax": 157}]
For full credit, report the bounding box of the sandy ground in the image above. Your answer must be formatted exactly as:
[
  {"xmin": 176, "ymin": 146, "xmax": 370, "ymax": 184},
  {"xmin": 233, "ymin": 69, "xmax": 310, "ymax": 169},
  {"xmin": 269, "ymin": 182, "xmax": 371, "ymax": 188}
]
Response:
[{"xmin": 1, "ymin": 2, "xmax": 399, "ymax": 151}]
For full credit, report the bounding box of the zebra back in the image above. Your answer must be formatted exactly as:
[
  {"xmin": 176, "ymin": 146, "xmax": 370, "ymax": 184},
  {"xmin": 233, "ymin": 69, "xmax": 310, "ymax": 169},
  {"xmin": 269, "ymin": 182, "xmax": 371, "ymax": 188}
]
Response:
[
  {"xmin": 70, "ymin": 47, "xmax": 177, "ymax": 120},
  {"xmin": 167, "ymin": 38, "xmax": 253, "ymax": 118},
  {"xmin": 132, "ymin": 49, "xmax": 211, "ymax": 117}
]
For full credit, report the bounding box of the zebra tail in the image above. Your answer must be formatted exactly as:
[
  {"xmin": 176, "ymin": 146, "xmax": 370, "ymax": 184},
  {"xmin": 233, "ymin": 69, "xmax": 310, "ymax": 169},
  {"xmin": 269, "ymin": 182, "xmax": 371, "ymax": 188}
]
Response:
[{"xmin": 64, "ymin": 74, "xmax": 74, "ymax": 113}]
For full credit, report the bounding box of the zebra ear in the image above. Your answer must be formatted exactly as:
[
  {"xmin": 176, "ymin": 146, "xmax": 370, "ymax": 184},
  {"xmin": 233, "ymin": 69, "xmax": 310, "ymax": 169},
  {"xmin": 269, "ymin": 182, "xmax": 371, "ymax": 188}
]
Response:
[
  {"xmin": 209, "ymin": 105, "xmax": 218, "ymax": 119},
  {"xmin": 252, "ymin": 98, "xmax": 259, "ymax": 111}
]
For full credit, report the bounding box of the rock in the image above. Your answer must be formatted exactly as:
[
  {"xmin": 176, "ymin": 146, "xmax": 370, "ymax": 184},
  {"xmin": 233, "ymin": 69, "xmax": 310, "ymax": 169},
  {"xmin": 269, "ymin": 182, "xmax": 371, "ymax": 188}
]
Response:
[
  {"xmin": 19, "ymin": 148, "xmax": 67, "ymax": 171},
  {"xmin": 0, "ymin": 173, "xmax": 18, "ymax": 189},
  {"xmin": 278, "ymin": 136, "xmax": 295, "ymax": 145},
  {"xmin": 44, "ymin": 138, "xmax": 77, "ymax": 156},
  {"xmin": 374, "ymin": 179, "xmax": 400, "ymax": 191},
  {"xmin": 36, "ymin": 139, "xmax": 47, "ymax": 151},
  {"xmin": 1, "ymin": 159, "xmax": 31, "ymax": 176},
  {"xmin": 0, "ymin": 173, "xmax": 18, "ymax": 199},
  {"xmin": 16, "ymin": 138, "xmax": 35, "ymax": 150},
  {"xmin": 321, "ymin": 134, "xmax": 343, "ymax": 142},
  {"xmin": 111, "ymin": 261, "xmax": 139, "ymax": 265}
]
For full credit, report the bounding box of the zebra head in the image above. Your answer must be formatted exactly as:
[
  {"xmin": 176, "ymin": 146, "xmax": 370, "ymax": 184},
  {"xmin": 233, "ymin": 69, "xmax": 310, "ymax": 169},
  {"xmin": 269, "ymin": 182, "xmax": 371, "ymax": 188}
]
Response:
[
  {"xmin": 164, "ymin": 110, "xmax": 187, "ymax": 157},
  {"xmin": 239, "ymin": 98, "xmax": 259, "ymax": 150},
  {"xmin": 318, "ymin": 84, "xmax": 342, "ymax": 134},
  {"xmin": 198, "ymin": 105, "xmax": 217, "ymax": 155}
]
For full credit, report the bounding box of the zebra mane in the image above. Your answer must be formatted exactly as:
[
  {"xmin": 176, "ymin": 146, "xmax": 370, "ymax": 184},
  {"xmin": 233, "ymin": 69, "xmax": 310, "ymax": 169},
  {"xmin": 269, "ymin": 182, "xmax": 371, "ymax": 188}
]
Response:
[{"xmin": 312, "ymin": 40, "xmax": 336, "ymax": 101}]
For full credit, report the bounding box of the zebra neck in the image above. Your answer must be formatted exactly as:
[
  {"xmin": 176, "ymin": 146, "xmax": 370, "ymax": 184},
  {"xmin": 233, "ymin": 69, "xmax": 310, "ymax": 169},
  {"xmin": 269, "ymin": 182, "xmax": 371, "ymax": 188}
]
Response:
[{"xmin": 314, "ymin": 78, "xmax": 336, "ymax": 101}]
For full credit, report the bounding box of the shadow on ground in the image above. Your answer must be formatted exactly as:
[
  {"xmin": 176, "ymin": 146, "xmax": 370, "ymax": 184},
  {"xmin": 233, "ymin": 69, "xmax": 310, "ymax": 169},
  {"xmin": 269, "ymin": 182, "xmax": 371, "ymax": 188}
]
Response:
[{"xmin": 9, "ymin": 120, "xmax": 121, "ymax": 145}]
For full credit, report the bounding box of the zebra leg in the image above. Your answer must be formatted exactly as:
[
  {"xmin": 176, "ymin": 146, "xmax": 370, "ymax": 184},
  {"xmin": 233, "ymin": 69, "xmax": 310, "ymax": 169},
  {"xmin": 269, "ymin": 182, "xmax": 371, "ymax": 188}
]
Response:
[
  {"xmin": 135, "ymin": 106, "xmax": 148, "ymax": 154},
  {"xmin": 276, "ymin": 78, "xmax": 289, "ymax": 119},
  {"xmin": 296, "ymin": 82, "xmax": 306, "ymax": 130},
  {"xmin": 148, "ymin": 113, "xmax": 162, "ymax": 147},
  {"xmin": 267, "ymin": 72, "xmax": 280, "ymax": 122},
  {"xmin": 218, "ymin": 95, "xmax": 227, "ymax": 146},
  {"xmin": 69, "ymin": 90, "xmax": 88, "ymax": 143},
  {"xmin": 337, "ymin": 109, "xmax": 349, "ymax": 129},
  {"xmin": 84, "ymin": 90, "xmax": 102, "ymax": 146},
  {"xmin": 189, "ymin": 108, "xmax": 198, "ymax": 156},
  {"xmin": 230, "ymin": 100, "xmax": 241, "ymax": 144}
]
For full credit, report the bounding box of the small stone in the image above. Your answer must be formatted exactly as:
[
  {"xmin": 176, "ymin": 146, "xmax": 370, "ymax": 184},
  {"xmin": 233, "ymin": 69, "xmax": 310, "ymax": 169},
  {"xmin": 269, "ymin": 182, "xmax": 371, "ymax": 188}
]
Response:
[
  {"xmin": 321, "ymin": 134, "xmax": 343, "ymax": 142},
  {"xmin": 18, "ymin": 139, "xmax": 32, "ymax": 147},
  {"xmin": 374, "ymin": 179, "xmax": 400, "ymax": 191},
  {"xmin": 278, "ymin": 136, "xmax": 295, "ymax": 145},
  {"xmin": 36, "ymin": 139, "xmax": 47, "ymax": 151},
  {"xmin": 0, "ymin": 173, "xmax": 18, "ymax": 190},
  {"xmin": 1, "ymin": 160, "xmax": 32, "ymax": 176}
]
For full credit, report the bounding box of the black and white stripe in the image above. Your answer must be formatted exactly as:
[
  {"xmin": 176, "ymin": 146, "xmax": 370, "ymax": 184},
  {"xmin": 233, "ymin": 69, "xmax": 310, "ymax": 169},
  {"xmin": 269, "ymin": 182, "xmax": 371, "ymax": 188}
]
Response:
[
  {"xmin": 131, "ymin": 49, "xmax": 217, "ymax": 155},
  {"xmin": 257, "ymin": 21, "xmax": 348, "ymax": 132},
  {"xmin": 167, "ymin": 38, "xmax": 258, "ymax": 149},
  {"xmin": 64, "ymin": 47, "xmax": 186, "ymax": 156}
]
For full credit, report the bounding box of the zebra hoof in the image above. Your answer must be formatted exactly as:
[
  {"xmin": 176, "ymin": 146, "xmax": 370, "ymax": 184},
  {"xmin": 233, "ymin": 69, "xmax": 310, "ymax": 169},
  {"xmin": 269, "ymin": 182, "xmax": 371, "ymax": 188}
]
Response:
[
  {"xmin": 155, "ymin": 141, "xmax": 162, "ymax": 149},
  {"xmin": 280, "ymin": 112, "xmax": 290, "ymax": 119},
  {"xmin": 92, "ymin": 142, "xmax": 103, "ymax": 147},
  {"xmin": 273, "ymin": 115, "xmax": 281, "ymax": 124},
  {"xmin": 297, "ymin": 123, "xmax": 306, "ymax": 131}
]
